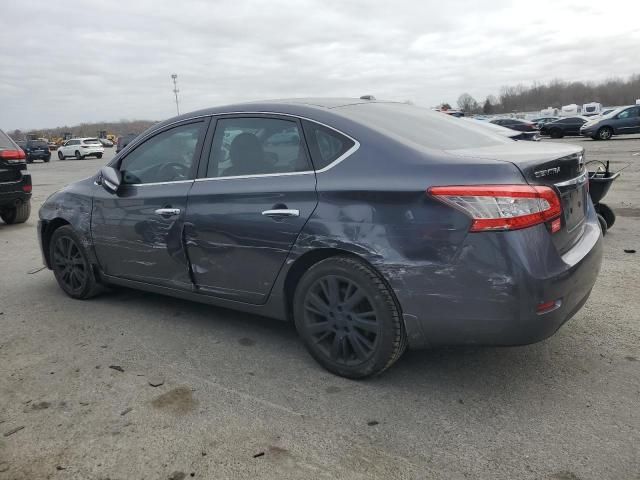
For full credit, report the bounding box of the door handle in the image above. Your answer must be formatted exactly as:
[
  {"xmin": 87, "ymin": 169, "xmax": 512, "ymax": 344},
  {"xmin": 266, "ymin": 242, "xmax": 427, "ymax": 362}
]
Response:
[
  {"xmin": 261, "ymin": 209, "xmax": 300, "ymax": 218},
  {"xmin": 154, "ymin": 208, "xmax": 181, "ymax": 217}
]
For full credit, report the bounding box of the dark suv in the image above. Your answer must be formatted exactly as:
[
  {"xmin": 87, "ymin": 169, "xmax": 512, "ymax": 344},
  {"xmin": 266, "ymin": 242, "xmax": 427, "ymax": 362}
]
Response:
[
  {"xmin": 21, "ymin": 139, "xmax": 52, "ymax": 163},
  {"xmin": 0, "ymin": 129, "xmax": 32, "ymax": 224}
]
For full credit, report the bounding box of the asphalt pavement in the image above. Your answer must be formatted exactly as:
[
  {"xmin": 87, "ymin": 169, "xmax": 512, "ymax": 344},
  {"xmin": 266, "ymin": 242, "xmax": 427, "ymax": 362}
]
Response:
[{"xmin": 1, "ymin": 137, "xmax": 639, "ymax": 479}]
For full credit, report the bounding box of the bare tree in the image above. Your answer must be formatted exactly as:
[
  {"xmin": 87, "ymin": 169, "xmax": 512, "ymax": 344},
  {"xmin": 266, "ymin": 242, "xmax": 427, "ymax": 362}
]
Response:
[{"xmin": 457, "ymin": 93, "xmax": 479, "ymax": 113}]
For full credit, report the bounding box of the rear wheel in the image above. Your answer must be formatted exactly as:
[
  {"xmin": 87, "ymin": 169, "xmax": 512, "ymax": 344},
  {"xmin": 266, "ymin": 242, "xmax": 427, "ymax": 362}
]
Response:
[
  {"xmin": 293, "ymin": 256, "xmax": 407, "ymax": 379},
  {"xmin": 596, "ymin": 203, "xmax": 616, "ymax": 229},
  {"xmin": 597, "ymin": 214, "xmax": 607, "ymax": 236},
  {"xmin": 49, "ymin": 225, "xmax": 101, "ymax": 299},
  {"xmin": 75, "ymin": 150, "xmax": 82, "ymax": 160},
  {"xmin": 550, "ymin": 128, "xmax": 564, "ymax": 139},
  {"xmin": 0, "ymin": 200, "xmax": 31, "ymax": 224},
  {"xmin": 58, "ymin": 151, "xmax": 64, "ymax": 160},
  {"xmin": 44, "ymin": 157, "xmax": 50, "ymax": 163},
  {"xmin": 597, "ymin": 127, "xmax": 613, "ymax": 140},
  {"xmin": 96, "ymin": 153, "xmax": 103, "ymax": 159}
]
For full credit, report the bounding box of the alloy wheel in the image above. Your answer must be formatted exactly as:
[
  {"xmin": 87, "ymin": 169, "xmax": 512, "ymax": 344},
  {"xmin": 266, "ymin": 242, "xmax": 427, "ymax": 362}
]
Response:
[
  {"xmin": 52, "ymin": 236, "xmax": 87, "ymax": 293},
  {"xmin": 302, "ymin": 275, "xmax": 380, "ymax": 365}
]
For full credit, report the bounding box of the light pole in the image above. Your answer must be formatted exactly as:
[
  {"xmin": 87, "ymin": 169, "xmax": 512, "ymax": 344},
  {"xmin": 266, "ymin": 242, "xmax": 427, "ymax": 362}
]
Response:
[{"xmin": 171, "ymin": 74, "xmax": 180, "ymax": 115}]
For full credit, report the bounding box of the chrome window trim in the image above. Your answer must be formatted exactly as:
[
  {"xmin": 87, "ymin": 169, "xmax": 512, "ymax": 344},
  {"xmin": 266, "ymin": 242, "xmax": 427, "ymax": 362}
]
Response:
[
  {"xmin": 118, "ymin": 111, "xmax": 361, "ymax": 182},
  {"xmin": 124, "ymin": 179, "xmax": 194, "ymax": 187}
]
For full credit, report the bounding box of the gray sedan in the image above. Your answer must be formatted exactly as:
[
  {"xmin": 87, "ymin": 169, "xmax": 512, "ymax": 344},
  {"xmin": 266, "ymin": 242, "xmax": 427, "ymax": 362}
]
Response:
[{"xmin": 37, "ymin": 98, "xmax": 602, "ymax": 378}]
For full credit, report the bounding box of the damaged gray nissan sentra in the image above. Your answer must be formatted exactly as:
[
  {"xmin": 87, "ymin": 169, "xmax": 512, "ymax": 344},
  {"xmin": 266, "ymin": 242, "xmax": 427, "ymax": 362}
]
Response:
[{"xmin": 38, "ymin": 98, "xmax": 603, "ymax": 378}]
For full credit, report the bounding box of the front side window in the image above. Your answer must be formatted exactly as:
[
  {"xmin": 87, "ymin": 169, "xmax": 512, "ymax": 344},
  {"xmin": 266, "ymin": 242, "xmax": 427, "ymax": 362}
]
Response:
[
  {"xmin": 206, "ymin": 117, "xmax": 310, "ymax": 178},
  {"xmin": 119, "ymin": 122, "xmax": 204, "ymax": 185}
]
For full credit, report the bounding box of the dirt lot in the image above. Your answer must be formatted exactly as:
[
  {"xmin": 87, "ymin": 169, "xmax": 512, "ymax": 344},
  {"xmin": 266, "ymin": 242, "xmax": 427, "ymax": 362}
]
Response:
[{"xmin": 1, "ymin": 137, "xmax": 639, "ymax": 480}]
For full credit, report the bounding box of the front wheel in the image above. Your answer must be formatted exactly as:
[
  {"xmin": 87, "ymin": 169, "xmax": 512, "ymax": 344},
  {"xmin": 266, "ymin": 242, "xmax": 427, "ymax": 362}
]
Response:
[
  {"xmin": 0, "ymin": 200, "xmax": 31, "ymax": 224},
  {"xmin": 58, "ymin": 151, "xmax": 64, "ymax": 160},
  {"xmin": 49, "ymin": 225, "xmax": 102, "ymax": 299},
  {"xmin": 96, "ymin": 153, "xmax": 103, "ymax": 159},
  {"xmin": 597, "ymin": 127, "xmax": 613, "ymax": 140},
  {"xmin": 75, "ymin": 150, "xmax": 82, "ymax": 160},
  {"xmin": 293, "ymin": 256, "xmax": 407, "ymax": 379}
]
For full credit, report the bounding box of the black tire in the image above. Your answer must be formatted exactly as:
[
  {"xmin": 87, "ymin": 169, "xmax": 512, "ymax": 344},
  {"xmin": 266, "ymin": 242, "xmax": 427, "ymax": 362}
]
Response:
[
  {"xmin": 49, "ymin": 225, "xmax": 102, "ymax": 299},
  {"xmin": 0, "ymin": 200, "xmax": 31, "ymax": 224},
  {"xmin": 596, "ymin": 203, "xmax": 616, "ymax": 229},
  {"xmin": 96, "ymin": 153, "xmax": 103, "ymax": 159},
  {"xmin": 75, "ymin": 150, "xmax": 82, "ymax": 160},
  {"xmin": 293, "ymin": 256, "xmax": 407, "ymax": 379},
  {"xmin": 58, "ymin": 151, "xmax": 64, "ymax": 160},
  {"xmin": 591, "ymin": 136, "xmax": 599, "ymax": 140},
  {"xmin": 550, "ymin": 128, "xmax": 564, "ymax": 139},
  {"xmin": 26, "ymin": 158, "xmax": 33, "ymax": 164},
  {"xmin": 597, "ymin": 127, "xmax": 613, "ymax": 140},
  {"xmin": 597, "ymin": 214, "xmax": 607, "ymax": 236},
  {"xmin": 44, "ymin": 157, "xmax": 50, "ymax": 163}
]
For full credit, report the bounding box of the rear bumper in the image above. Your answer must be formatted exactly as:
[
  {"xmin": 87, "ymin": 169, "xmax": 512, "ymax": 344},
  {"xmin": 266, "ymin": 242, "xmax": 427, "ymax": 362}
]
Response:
[
  {"xmin": 0, "ymin": 175, "xmax": 32, "ymax": 208},
  {"xmin": 26, "ymin": 151, "xmax": 51, "ymax": 160},
  {"xmin": 387, "ymin": 205, "xmax": 603, "ymax": 348}
]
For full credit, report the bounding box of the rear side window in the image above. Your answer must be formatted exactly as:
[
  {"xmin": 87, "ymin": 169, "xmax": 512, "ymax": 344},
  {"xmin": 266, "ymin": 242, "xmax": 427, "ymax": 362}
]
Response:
[
  {"xmin": 206, "ymin": 117, "xmax": 310, "ymax": 178},
  {"xmin": 302, "ymin": 120, "xmax": 355, "ymax": 170}
]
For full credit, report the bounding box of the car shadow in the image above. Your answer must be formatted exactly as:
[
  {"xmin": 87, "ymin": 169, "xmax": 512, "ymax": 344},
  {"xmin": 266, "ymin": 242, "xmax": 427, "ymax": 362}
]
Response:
[{"xmin": 86, "ymin": 284, "xmax": 577, "ymax": 400}]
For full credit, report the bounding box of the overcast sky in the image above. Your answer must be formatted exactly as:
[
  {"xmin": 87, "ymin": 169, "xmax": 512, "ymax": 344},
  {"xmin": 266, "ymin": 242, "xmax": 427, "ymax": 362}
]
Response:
[{"xmin": 1, "ymin": 0, "xmax": 639, "ymax": 130}]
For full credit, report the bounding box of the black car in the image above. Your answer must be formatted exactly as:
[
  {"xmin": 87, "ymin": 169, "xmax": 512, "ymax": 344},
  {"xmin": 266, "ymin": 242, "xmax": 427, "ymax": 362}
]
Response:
[
  {"xmin": 0, "ymin": 129, "xmax": 32, "ymax": 224},
  {"xmin": 115, "ymin": 133, "xmax": 138, "ymax": 153},
  {"xmin": 540, "ymin": 116, "xmax": 589, "ymax": 138},
  {"xmin": 19, "ymin": 139, "xmax": 51, "ymax": 163},
  {"xmin": 38, "ymin": 99, "xmax": 602, "ymax": 378},
  {"xmin": 489, "ymin": 118, "xmax": 538, "ymax": 132}
]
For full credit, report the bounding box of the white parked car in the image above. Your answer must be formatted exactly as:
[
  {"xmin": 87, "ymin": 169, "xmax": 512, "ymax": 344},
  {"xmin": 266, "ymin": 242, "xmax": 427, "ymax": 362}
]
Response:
[{"xmin": 57, "ymin": 138, "xmax": 105, "ymax": 160}]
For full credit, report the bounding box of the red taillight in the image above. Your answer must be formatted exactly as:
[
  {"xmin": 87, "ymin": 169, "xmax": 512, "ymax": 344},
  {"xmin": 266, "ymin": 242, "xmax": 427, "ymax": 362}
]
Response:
[
  {"xmin": 22, "ymin": 184, "xmax": 32, "ymax": 193},
  {"xmin": 428, "ymin": 185, "xmax": 562, "ymax": 232},
  {"xmin": 0, "ymin": 149, "xmax": 26, "ymax": 163}
]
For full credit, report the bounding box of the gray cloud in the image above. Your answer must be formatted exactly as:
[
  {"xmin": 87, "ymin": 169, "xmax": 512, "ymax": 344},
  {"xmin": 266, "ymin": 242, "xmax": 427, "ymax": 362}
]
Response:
[{"xmin": 1, "ymin": 0, "xmax": 638, "ymax": 130}]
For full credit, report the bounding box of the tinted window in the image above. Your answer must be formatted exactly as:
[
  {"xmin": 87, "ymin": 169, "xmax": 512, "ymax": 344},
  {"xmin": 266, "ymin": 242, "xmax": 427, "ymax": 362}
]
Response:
[
  {"xmin": 27, "ymin": 140, "xmax": 48, "ymax": 148},
  {"xmin": 206, "ymin": 117, "xmax": 310, "ymax": 178},
  {"xmin": 119, "ymin": 122, "xmax": 203, "ymax": 184},
  {"xmin": 83, "ymin": 138, "xmax": 102, "ymax": 145},
  {"xmin": 302, "ymin": 120, "xmax": 355, "ymax": 170}
]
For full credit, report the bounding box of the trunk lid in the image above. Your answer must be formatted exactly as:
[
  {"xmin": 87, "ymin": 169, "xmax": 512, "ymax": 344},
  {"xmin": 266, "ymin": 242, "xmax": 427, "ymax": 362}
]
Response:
[{"xmin": 449, "ymin": 143, "xmax": 588, "ymax": 254}]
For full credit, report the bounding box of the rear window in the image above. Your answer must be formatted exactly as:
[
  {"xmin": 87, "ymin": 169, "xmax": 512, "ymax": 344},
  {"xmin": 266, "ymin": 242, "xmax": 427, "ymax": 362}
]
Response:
[
  {"xmin": 83, "ymin": 138, "xmax": 102, "ymax": 144},
  {"xmin": 339, "ymin": 103, "xmax": 509, "ymax": 150},
  {"xmin": 302, "ymin": 120, "xmax": 355, "ymax": 170},
  {"xmin": 27, "ymin": 140, "xmax": 48, "ymax": 148}
]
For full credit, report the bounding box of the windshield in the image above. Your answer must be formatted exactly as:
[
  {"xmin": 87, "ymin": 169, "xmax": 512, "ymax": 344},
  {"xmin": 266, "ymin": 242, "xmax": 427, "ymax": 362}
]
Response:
[
  {"xmin": 601, "ymin": 107, "xmax": 625, "ymax": 119},
  {"xmin": 337, "ymin": 102, "xmax": 510, "ymax": 150}
]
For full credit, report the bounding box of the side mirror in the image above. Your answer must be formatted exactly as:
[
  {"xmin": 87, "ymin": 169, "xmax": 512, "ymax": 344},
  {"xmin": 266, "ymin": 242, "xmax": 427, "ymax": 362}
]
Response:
[{"xmin": 99, "ymin": 166, "xmax": 121, "ymax": 194}]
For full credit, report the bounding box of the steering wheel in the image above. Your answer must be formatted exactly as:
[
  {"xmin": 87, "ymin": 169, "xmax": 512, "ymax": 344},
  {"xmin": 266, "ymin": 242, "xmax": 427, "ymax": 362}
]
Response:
[{"xmin": 158, "ymin": 162, "xmax": 189, "ymax": 181}]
